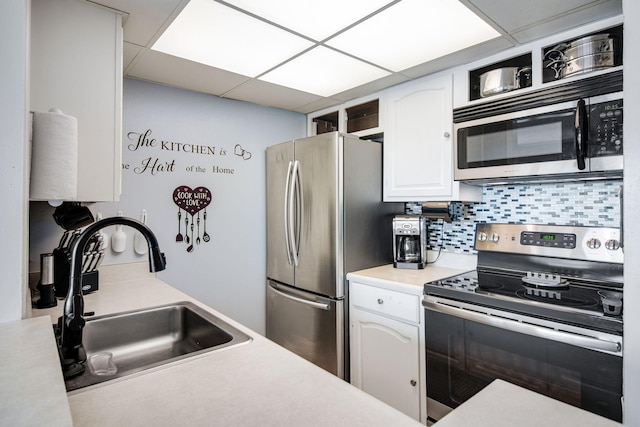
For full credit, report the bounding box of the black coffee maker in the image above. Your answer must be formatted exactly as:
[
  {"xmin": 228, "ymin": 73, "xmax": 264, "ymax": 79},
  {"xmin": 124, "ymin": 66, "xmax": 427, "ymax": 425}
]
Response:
[{"xmin": 393, "ymin": 215, "xmax": 428, "ymax": 269}]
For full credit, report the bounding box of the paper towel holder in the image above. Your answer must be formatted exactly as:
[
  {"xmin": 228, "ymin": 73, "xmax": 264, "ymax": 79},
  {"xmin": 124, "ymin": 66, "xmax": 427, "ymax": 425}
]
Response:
[
  {"xmin": 421, "ymin": 202, "xmax": 458, "ymax": 222},
  {"xmin": 29, "ymin": 108, "xmax": 78, "ymax": 202},
  {"xmin": 53, "ymin": 202, "xmax": 94, "ymax": 230}
]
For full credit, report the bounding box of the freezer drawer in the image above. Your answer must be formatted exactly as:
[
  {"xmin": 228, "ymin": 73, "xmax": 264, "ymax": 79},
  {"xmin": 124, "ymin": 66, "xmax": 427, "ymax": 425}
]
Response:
[{"xmin": 266, "ymin": 280, "xmax": 344, "ymax": 378}]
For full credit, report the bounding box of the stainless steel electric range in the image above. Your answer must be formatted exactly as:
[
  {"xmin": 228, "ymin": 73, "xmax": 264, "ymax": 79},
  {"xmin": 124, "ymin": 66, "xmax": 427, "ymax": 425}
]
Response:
[{"xmin": 423, "ymin": 223, "xmax": 623, "ymax": 424}]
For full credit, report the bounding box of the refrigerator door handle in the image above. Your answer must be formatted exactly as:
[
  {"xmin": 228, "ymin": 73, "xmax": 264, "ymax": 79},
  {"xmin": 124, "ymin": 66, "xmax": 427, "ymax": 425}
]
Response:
[
  {"xmin": 283, "ymin": 161, "xmax": 294, "ymax": 265},
  {"xmin": 289, "ymin": 160, "xmax": 301, "ymax": 266},
  {"xmin": 269, "ymin": 283, "xmax": 331, "ymax": 310}
]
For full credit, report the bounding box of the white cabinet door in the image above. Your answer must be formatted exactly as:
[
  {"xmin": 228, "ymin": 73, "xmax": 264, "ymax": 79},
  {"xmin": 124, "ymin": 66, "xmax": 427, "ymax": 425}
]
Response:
[
  {"xmin": 384, "ymin": 74, "xmax": 481, "ymax": 202},
  {"xmin": 350, "ymin": 306, "xmax": 420, "ymax": 420},
  {"xmin": 31, "ymin": 0, "xmax": 122, "ymax": 202}
]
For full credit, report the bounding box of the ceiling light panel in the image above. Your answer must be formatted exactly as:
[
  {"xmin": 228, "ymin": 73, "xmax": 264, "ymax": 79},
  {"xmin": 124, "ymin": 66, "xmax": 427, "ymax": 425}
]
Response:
[
  {"xmin": 152, "ymin": 0, "xmax": 313, "ymax": 77},
  {"xmin": 259, "ymin": 46, "xmax": 391, "ymax": 97},
  {"xmin": 223, "ymin": 0, "xmax": 397, "ymax": 41},
  {"xmin": 327, "ymin": 0, "xmax": 501, "ymax": 72}
]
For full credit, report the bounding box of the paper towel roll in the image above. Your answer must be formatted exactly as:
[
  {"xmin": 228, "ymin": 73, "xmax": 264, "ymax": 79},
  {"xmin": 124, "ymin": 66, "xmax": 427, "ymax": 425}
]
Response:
[{"xmin": 30, "ymin": 108, "xmax": 78, "ymax": 200}]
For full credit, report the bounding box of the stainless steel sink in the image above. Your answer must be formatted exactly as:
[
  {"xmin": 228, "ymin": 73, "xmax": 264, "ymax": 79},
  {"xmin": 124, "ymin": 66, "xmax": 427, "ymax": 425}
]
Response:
[{"xmin": 63, "ymin": 301, "xmax": 252, "ymax": 391}]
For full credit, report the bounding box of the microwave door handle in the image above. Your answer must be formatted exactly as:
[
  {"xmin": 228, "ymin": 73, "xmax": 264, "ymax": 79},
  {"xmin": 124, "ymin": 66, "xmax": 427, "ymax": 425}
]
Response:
[{"xmin": 575, "ymin": 99, "xmax": 588, "ymax": 170}]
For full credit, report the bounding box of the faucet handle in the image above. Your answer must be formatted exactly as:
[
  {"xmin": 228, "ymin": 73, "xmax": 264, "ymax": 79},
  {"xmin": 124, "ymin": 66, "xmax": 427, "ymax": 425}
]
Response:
[
  {"xmin": 66, "ymin": 313, "xmax": 86, "ymax": 331},
  {"xmin": 66, "ymin": 294, "xmax": 86, "ymax": 331}
]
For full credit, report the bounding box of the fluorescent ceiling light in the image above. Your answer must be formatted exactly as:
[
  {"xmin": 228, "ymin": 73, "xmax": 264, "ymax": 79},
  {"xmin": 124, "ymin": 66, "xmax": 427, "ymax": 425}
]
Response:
[
  {"xmin": 259, "ymin": 46, "xmax": 391, "ymax": 97},
  {"xmin": 223, "ymin": 0, "xmax": 397, "ymax": 41},
  {"xmin": 152, "ymin": 0, "xmax": 501, "ymax": 98},
  {"xmin": 152, "ymin": 0, "xmax": 313, "ymax": 77},
  {"xmin": 327, "ymin": 0, "xmax": 501, "ymax": 72}
]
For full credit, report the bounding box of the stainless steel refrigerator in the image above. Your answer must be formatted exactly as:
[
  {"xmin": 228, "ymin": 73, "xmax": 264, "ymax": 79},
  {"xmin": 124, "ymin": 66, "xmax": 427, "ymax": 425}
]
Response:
[{"xmin": 266, "ymin": 132, "xmax": 401, "ymax": 379}]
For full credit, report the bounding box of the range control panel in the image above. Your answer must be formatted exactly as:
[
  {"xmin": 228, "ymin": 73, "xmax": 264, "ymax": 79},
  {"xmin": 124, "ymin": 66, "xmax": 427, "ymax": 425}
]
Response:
[
  {"xmin": 520, "ymin": 231, "xmax": 577, "ymax": 249},
  {"xmin": 475, "ymin": 223, "xmax": 623, "ymax": 264}
]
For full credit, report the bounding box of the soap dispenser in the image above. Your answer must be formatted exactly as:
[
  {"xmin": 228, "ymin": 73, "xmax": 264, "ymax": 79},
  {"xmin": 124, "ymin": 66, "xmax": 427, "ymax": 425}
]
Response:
[{"xmin": 36, "ymin": 253, "xmax": 57, "ymax": 308}]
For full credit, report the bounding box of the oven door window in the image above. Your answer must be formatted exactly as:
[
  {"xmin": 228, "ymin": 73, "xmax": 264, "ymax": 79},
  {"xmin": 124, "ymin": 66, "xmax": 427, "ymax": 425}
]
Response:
[
  {"xmin": 425, "ymin": 310, "xmax": 622, "ymax": 422},
  {"xmin": 456, "ymin": 109, "xmax": 576, "ymax": 169}
]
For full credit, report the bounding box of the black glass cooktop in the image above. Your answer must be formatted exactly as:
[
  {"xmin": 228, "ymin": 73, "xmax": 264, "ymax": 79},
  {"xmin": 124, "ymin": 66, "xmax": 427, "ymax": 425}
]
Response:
[{"xmin": 424, "ymin": 269, "xmax": 622, "ymax": 334}]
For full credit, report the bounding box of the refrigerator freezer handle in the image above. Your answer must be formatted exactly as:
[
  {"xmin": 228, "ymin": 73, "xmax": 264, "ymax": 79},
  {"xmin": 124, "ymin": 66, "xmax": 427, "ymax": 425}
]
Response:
[
  {"xmin": 284, "ymin": 161, "xmax": 293, "ymax": 265},
  {"xmin": 290, "ymin": 160, "xmax": 301, "ymax": 266},
  {"xmin": 269, "ymin": 283, "xmax": 330, "ymax": 310}
]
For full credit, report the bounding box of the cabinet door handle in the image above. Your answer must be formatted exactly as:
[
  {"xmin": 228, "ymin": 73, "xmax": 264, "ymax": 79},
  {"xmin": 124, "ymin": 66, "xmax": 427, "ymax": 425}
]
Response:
[
  {"xmin": 377, "ymin": 298, "xmax": 384, "ymax": 304},
  {"xmin": 410, "ymin": 380, "xmax": 417, "ymax": 387}
]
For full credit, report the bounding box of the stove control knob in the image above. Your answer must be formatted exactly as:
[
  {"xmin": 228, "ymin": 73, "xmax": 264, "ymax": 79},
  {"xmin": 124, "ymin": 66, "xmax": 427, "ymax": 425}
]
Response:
[
  {"xmin": 586, "ymin": 238, "xmax": 601, "ymax": 249},
  {"xmin": 477, "ymin": 232, "xmax": 488, "ymax": 242},
  {"xmin": 490, "ymin": 233, "xmax": 500, "ymax": 243},
  {"xmin": 605, "ymin": 239, "xmax": 621, "ymax": 250}
]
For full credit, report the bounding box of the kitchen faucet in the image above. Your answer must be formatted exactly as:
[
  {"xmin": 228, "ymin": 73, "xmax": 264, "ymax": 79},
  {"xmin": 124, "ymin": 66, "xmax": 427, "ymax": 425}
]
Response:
[{"xmin": 58, "ymin": 216, "xmax": 166, "ymax": 378}]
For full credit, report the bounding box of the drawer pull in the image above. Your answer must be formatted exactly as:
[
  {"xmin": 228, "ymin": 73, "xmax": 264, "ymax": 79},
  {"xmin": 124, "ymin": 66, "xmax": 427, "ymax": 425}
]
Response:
[
  {"xmin": 410, "ymin": 380, "xmax": 417, "ymax": 387},
  {"xmin": 377, "ymin": 298, "xmax": 384, "ymax": 304}
]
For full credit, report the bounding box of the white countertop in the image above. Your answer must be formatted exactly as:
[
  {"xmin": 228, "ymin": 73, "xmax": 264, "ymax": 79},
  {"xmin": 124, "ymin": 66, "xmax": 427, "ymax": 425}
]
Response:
[
  {"xmin": 434, "ymin": 379, "xmax": 621, "ymax": 427},
  {"xmin": 346, "ymin": 252, "xmax": 475, "ymax": 294},
  {"xmin": 0, "ymin": 316, "xmax": 73, "ymax": 427},
  {"xmin": 7, "ymin": 263, "xmax": 422, "ymax": 427},
  {"xmin": 3, "ymin": 261, "xmax": 622, "ymax": 426}
]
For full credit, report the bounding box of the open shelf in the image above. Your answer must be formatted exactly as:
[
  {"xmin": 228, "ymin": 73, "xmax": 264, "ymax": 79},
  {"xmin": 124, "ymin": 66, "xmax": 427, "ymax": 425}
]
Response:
[
  {"xmin": 542, "ymin": 24, "xmax": 623, "ymax": 83},
  {"xmin": 346, "ymin": 99, "xmax": 379, "ymax": 133},
  {"xmin": 312, "ymin": 111, "xmax": 339, "ymax": 134},
  {"xmin": 468, "ymin": 53, "xmax": 532, "ymax": 101}
]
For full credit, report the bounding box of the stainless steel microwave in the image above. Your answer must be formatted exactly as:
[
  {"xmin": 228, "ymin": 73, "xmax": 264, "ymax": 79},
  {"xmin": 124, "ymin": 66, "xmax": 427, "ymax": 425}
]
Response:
[{"xmin": 454, "ymin": 86, "xmax": 623, "ymax": 184}]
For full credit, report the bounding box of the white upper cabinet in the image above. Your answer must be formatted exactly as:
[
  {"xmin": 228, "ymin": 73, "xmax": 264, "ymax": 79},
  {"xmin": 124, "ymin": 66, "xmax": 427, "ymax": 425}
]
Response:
[
  {"xmin": 383, "ymin": 73, "xmax": 481, "ymax": 202},
  {"xmin": 30, "ymin": 0, "xmax": 123, "ymax": 202}
]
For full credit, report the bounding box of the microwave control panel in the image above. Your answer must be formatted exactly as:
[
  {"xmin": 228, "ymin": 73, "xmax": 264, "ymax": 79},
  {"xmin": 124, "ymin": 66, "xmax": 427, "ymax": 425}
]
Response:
[{"xmin": 590, "ymin": 99, "xmax": 623, "ymax": 157}]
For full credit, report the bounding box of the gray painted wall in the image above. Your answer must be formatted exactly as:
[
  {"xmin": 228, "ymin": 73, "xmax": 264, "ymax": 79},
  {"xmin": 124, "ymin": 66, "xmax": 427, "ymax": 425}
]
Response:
[{"xmin": 29, "ymin": 78, "xmax": 306, "ymax": 334}]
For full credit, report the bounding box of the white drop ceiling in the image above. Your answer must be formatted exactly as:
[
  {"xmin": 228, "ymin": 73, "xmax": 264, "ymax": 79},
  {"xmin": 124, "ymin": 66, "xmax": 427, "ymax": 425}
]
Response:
[{"xmin": 89, "ymin": 0, "xmax": 622, "ymax": 114}]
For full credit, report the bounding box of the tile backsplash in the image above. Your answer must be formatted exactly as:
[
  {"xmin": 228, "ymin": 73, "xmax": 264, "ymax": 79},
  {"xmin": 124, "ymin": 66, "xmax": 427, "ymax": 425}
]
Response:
[{"xmin": 407, "ymin": 179, "xmax": 622, "ymax": 254}]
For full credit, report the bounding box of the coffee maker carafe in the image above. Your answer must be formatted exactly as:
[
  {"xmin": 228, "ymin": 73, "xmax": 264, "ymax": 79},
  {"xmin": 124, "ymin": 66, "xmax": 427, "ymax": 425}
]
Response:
[{"xmin": 393, "ymin": 215, "xmax": 427, "ymax": 269}]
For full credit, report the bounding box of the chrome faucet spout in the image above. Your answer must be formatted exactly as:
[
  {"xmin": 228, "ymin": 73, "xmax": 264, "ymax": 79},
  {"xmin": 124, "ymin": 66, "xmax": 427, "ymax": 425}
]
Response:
[{"xmin": 59, "ymin": 216, "xmax": 166, "ymax": 372}]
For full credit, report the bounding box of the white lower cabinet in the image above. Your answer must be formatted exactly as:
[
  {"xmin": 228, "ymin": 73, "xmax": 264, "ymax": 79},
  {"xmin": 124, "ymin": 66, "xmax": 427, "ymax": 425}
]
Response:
[{"xmin": 349, "ymin": 281, "xmax": 424, "ymax": 422}]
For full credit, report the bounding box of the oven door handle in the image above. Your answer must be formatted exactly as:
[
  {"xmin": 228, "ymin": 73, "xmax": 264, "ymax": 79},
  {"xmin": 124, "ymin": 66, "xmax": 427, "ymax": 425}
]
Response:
[{"xmin": 423, "ymin": 299, "xmax": 621, "ymax": 354}]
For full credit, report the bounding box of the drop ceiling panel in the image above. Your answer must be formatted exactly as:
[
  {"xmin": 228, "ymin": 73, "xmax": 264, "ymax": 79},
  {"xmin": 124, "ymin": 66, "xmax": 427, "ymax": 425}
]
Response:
[
  {"xmin": 508, "ymin": 0, "xmax": 622, "ymax": 43},
  {"xmin": 294, "ymin": 97, "xmax": 352, "ymax": 115},
  {"xmin": 329, "ymin": 73, "xmax": 410, "ymax": 102},
  {"xmin": 222, "ymin": 79, "xmax": 323, "ymax": 112},
  {"xmin": 466, "ymin": 0, "xmax": 611, "ymax": 33},
  {"xmin": 399, "ymin": 37, "xmax": 515, "ymax": 79},
  {"xmin": 127, "ymin": 49, "xmax": 251, "ymax": 96}
]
